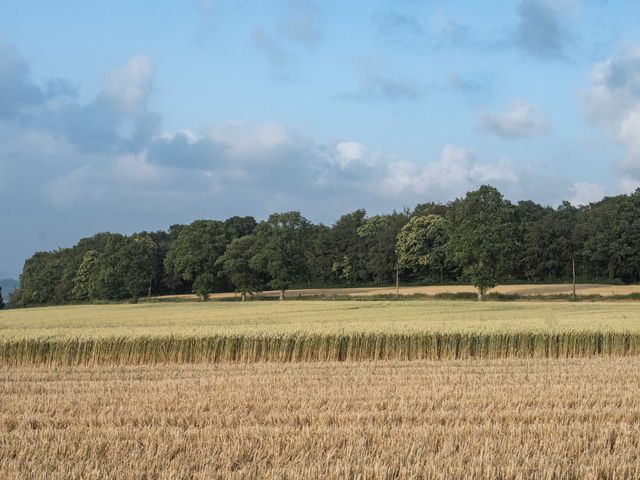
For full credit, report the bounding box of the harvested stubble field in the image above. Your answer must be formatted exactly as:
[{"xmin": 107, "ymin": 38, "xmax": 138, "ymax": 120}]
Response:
[
  {"xmin": 2, "ymin": 358, "xmax": 640, "ymax": 479},
  {"xmin": 2, "ymin": 301, "xmax": 640, "ymax": 364}
]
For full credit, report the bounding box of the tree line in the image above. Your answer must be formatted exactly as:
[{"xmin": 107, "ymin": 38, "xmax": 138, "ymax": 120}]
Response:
[{"xmin": 10, "ymin": 185, "xmax": 640, "ymax": 307}]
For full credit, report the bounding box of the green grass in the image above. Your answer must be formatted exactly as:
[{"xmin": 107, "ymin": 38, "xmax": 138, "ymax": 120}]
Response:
[{"xmin": 2, "ymin": 301, "xmax": 640, "ymax": 364}]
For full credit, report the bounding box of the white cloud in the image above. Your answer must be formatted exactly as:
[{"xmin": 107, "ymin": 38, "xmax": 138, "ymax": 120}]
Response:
[
  {"xmin": 334, "ymin": 141, "xmax": 379, "ymax": 169},
  {"xmin": 383, "ymin": 145, "xmax": 519, "ymax": 198},
  {"xmin": 206, "ymin": 122, "xmax": 292, "ymax": 157},
  {"xmin": 104, "ymin": 54, "xmax": 155, "ymax": 113},
  {"xmin": 583, "ymin": 46, "xmax": 640, "ymax": 182},
  {"xmin": 569, "ymin": 181, "xmax": 605, "ymax": 206},
  {"xmin": 479, "ymin": 99, "xmax": 549, "ymax": 139},
  {"xmin": 618, "ymin": 176, "xmax": 640, "ymax": 194},
  {"xmin": 111, "ymin": 153, "xmax": 163, "ymax": 187}
]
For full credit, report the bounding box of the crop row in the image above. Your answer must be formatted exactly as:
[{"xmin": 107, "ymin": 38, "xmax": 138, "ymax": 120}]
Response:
[{"xmin": 2, "ymin": 332, "xmax": 640, "ymax": 365}]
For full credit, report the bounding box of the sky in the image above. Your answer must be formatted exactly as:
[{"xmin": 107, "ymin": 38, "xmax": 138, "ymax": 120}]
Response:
[{"xmin": 2, "ymin": 0, "xmax": 640, "ymax": 278}]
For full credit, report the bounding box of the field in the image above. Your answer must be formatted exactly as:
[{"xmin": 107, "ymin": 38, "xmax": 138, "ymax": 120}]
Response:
[
  {"xmin": 2, "ymin": 300, "xmax": 640, "ymax": 364},
  {"xmin": 2, "ymin": 358, "xmax": 640, "ymax": 479},
  {"xmin": 3, "ymin": 299, "xmax": 640, "ymax": 478},
  {"xmin": 157, "ymin": 282, "xmax": 640, "ymax": 300}
]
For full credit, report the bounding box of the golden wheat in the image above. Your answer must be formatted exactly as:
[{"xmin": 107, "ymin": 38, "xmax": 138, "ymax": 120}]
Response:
[
  {"xmin": 2, "ymin": 358, "xmax": 640, "ymax": 479},
  {"xmin": 3, "ymin": 301, "xmax": 640, "ymax": 365}
]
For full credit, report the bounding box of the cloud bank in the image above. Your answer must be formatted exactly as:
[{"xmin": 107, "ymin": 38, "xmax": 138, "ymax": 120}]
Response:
[{"xmin": 583, "ymin": 45, "xmax": 640, "ymax": 191}]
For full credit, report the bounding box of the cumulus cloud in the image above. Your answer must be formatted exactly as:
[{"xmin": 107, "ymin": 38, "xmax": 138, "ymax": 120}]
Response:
[
  {"xmin": 478, "ymin": 100, "xmax": 549, "ymax": 139},
  {"xmin": 335, "ymin": 141, "xmax": 366, "ymax": 168},
  {"xmin": 569, "ymin": 181, "xmax": 606, "ymax": 206},
  {"xmin": 60, "ymin": 54, "xmax": 159, "ymax": 153},
  {"xmin": 103, "ymin": 55, "xmax": 155, "ymax": 113},
  {"xmin": 0, "ymin": 40, "xmax": 78, "ymax": 122},
  {"xmin": 383, "ymin": 145, "xmax": 520, "ymax": 199},
  {"xmin": 513, "ymin": 0, "xmax": 572, "ymax": 60},
  {"xmin": 583, "ymin": 46, "xmax": 640, "ymax": 183},
  {"xmin": 0, "ymin": 35, "xmax": 596, "ymax": 279}
]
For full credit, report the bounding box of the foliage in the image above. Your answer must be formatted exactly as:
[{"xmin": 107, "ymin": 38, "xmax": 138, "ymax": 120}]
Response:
[
  {"xmin": 447, "ymin": 186, "xmax": 520, "ymax": 298},
  {"xmin": 357, "ymin": 212, "xmax": 409, "ymax": 284},
  {"xmin": 396, "ymin": 215, "xmax": 452, "ymax": 281},
  {"xmin": 0, "ymin": 286, "xmax": 4, "ymax": 310},
  {"xmin": 72, "ymin": 250, "xmax": 98, "ymax": 300},
  {"xmin": 11, "ymin": 185, "xmax": 640, "ymax": 307},
  {"xmin": 218, "ymin": 235, "xmax": 265, "ymax": 298},
  {"xmin": 164, "ymin": 220, "xmax": 228, "ymax": 286},
  {"xmin": 192, "ymin": 273, "xmax": 217, "ymax": 301},
  {"xmin": 250, "ymin": 212, "xmax": 313, "ymax": 297}
]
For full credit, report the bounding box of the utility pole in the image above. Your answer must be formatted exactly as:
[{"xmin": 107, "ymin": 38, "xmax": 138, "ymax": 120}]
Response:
[{"xmin": 572, "ymin": 259, "xmax": 576, "ymax": 301}]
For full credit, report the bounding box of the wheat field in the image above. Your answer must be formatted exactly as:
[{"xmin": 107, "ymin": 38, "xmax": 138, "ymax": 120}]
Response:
[
  {"xmin": 2, "ymin": 358, "xmax": 640, "ymax": 479},
  {"xmin": 2, "ymin": 301, "xmax": 640, "ymax": 365},
  {"xmin": 157, "ymin": 283, "xmax": 640, "ymax": 300}
]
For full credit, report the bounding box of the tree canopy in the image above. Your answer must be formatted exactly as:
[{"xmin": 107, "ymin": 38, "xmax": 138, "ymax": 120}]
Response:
[{"xmin": 11, "ymin": 185, "xmax": 640, "ymax": 307}]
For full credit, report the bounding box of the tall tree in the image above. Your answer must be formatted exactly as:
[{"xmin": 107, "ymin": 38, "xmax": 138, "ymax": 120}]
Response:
[
  {"xmin": 251, "ymin": 212, "xmax": 313, "ymax": 300},
  {"xmin": 329, "ymin": 210, "xmax": 369, "ymax": 284},
  {"xmin": 521, "ymin": 202, "xmax": 579, "ymax": 281},
  {"xmin": 72, "ymin": 250, "xmax": 98, "ymax": 300},
  {"xmin": 396, "ymin": 215, "xmax": 451, "ymax": 282},
  {"xmin": 219, "ymin": 235, "xmax": 265, "ymax": 300},
  {"xmin": 578, "ymin": 191, "xmax": 640, "ymax": 282},
  {"xmin": 447, "ymin": 186, "xmax": 520, "ymax": 299},
  {"xmin": 164, "ymin": 220, "xmax": 229, "ymax": 297},
  {"xmin": 357, "ymin": 212, "xmax": 409, "ymax": 284},
  {"xmin": 121, "ymin": 235, "xmax": 160, "ymax": 299}
]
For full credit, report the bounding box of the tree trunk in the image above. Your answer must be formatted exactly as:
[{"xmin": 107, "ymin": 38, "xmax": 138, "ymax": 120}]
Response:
[
  {"xmin": 147, "ymin": 275, "xmax": 152, "ymax": 298},
  {"xmin": 477, "ymin": 287, "xmax": 484, "ymax": 301},
  {"xmin": 279, "ymin": 290, "xmax": 285, "ymax": 301},
  {"xmin": 241, "ymin": 292, "xmax": 246, "ymax": 302}
]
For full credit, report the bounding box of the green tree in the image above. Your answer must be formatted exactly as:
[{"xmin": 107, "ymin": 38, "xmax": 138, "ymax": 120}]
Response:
[
  {"xmin": 164, "ymin": 220, "xmax": 228, "ymax": 290},
  {"xmin": 223, "ymin": 216, "xmax": 257, "ymax": 239},
  {"xmin": 447, "ymin": 186, "xmax": 520, "ymax": 300},
  {"xmin": 396, "ymin": 215, "xmax": 451, "ymax": 281},
  {"xmin": 121, "ymin": 235, "xmax": 160, "ymax": 299},
  {"xmin": 328, "ymin": 210, "xmax": 369, "ymax": 284},
  {"xmin": 412, "ymin": 202, "xmax": 449, "ymax": 218},
  {"xmin": 521, "ymin": 202, "xmax": 579, "ymax": 281},
  {"xmin": 251, "ymin": 212, "xmax": 313, "ymax": 300},
  {"xmin": 192, "ymin": 273, "xmax": 217, "ymax": 301},
  {"xmin": 331, "ymin": 255, "xmax": 353, "ymax": 282},
  {"xmin": 357, "ymin": 212, "xmax": 409, "ymax": 284},
  {"xmin": 72, "ymin": 250, "xmax": 98, "ymax": 300},
  {"xmin": 218, "ymin": 235, "xmax": 265, "ymax": 300},
  {"xmin": 578, "ymin": 191, "xmax": 640, "ymax": 282}
]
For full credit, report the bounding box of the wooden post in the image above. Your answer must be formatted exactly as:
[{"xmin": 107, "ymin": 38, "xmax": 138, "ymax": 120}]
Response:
[{"xmin": 572, "ymin": 259, "xmax": 576, "ymax": 301}]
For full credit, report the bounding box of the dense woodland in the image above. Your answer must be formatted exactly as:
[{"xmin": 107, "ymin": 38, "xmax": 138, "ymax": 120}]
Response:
[{"xmin": 10, "ymin": 185, "xmax": 640, "ymax": 307}]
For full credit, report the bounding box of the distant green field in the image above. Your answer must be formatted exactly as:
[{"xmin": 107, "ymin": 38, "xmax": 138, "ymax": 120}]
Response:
[{"xmin": 2, "ymin": 301, "xmax": 640, "ymax": 364}]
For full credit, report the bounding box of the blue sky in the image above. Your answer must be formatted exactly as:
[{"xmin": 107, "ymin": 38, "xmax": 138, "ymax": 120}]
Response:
[{"xmin": 1, "ymin": 0, "xmax": 640, "ymax": 278}]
